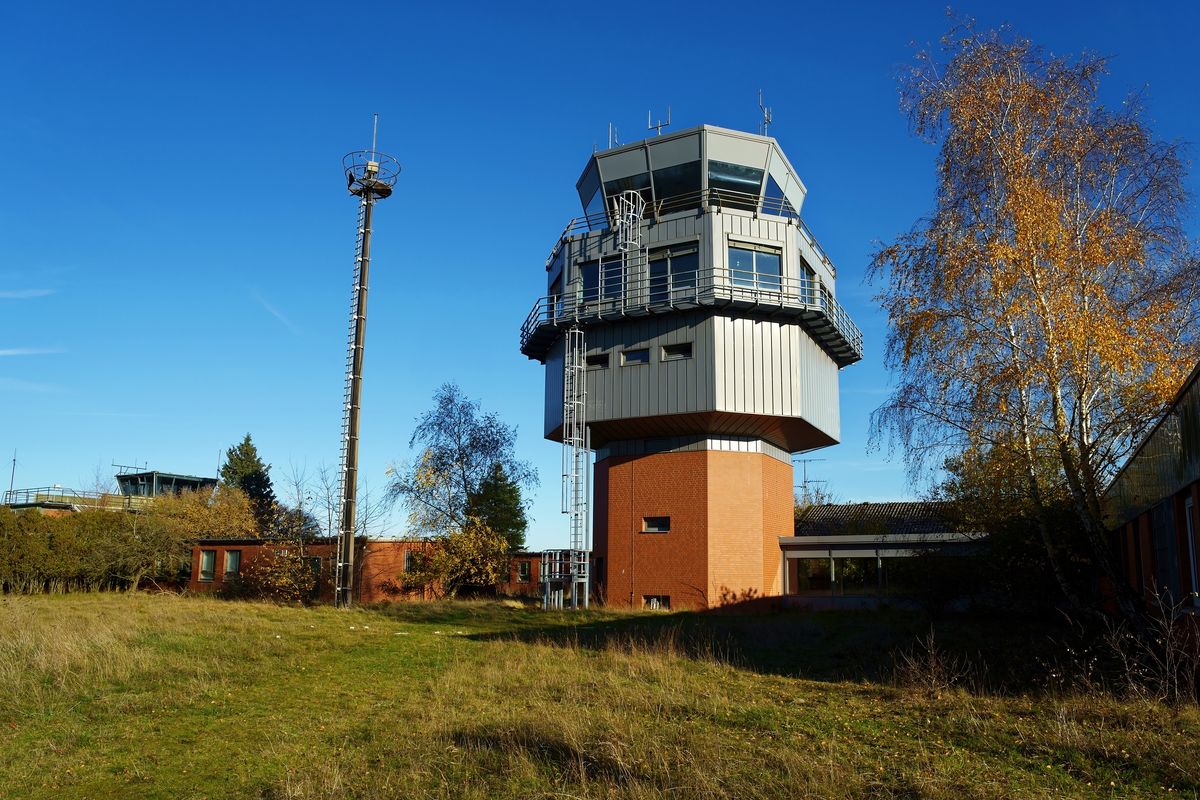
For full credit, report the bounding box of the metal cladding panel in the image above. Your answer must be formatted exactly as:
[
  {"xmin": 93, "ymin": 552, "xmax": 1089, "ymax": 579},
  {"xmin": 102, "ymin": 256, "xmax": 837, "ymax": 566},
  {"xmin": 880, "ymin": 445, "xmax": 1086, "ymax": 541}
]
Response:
[
  {"xmin": 543, "ymin": 338, "xmax": 565, "ymax": 439},
  {"xmin": 797, "ymin": 222, "xmax": 835, "ymax": 287},
  {"xmin": 798, "ymin": 330, "xmax": 841, "ymax": 439},
  {"xmin": 597, "ymin": 147, "xmax": 649, "ymax": 183},
  {"xmin": 583, "ymin": 313, "xmax": 715, "ymax": 425},
  {"xmin": 767, "ymin": 148, "xmax": 807, "ymax": 214},
  {"xmin": 705, "ymin": 132, "xmax": 770, "ymax": 172},
  {"xmin": 712, "ymin": 317, "xmax": 840, "ymax": 442},
  {"xmin": 648, "ymin": 133, "xmax": 701, "ymax": 169},
  {"xmin": 1106, "ymin": 362, "xmax": 1200, "ymax": 524}
]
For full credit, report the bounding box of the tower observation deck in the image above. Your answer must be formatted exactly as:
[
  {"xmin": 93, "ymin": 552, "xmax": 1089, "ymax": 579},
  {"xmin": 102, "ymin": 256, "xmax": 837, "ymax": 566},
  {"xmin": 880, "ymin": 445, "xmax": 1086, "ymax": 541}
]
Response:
[{"xmin": 519, "ymin": 125, "xmax": 862, "ymax": 610}]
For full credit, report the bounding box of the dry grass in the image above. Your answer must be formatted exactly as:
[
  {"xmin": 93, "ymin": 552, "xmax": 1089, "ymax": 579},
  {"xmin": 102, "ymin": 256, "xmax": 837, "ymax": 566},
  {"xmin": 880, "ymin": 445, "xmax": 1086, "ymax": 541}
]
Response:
[{"xmin": 0, "ymin": 593, "xmax": 1197, "ymax": 799}]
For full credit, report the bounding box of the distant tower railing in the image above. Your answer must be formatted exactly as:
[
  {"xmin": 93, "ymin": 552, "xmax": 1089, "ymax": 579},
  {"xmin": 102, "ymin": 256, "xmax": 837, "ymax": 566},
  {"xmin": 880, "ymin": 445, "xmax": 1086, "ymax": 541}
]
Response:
[{"xmin": 335, "ymin": 137, "xmax": 400, "ymax": 609}]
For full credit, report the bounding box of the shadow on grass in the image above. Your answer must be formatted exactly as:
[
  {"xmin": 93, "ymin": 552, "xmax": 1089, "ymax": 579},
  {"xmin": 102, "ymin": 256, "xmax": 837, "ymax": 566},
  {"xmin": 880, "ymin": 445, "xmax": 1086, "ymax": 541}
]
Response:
[
  {"xmin": 480, "ymin": 606, "xmax": 1072, "ymax": 690},
  {"xmin": 451, "ymin": 724, "xmax": 645, "ymax": 785}
]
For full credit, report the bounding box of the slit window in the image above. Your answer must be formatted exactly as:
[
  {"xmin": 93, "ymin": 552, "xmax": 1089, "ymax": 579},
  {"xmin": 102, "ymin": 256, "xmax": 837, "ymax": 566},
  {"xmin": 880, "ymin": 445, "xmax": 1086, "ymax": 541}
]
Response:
[
  {"xmin": 621, "ymin": 349, "xmax": 649, "ymax": 366},
  {"xmin": 586, "ymin": 354, "xmax": 609, "ymax": 369},
  {"xmin": 642, "ymin": 516, "xmax": 670, "ymax": 533},
  {"xmin": 661, "ymin": 343, "xmax": 692, "ymax": 361}
]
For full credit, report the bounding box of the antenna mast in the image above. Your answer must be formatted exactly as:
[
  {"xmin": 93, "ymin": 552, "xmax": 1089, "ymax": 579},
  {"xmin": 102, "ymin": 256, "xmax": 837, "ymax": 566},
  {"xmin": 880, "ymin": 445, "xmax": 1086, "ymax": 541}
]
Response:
[
  {"xmin": 647, "ymin": 106, "xmax": 671, "ymax": 136},
  {"xmin": 336, "ymin": 117, "xmax": 400, "ymax": 608},
  {"xmin": 758, "ymin": 89, "xmax": 773, "ymax": 136}
]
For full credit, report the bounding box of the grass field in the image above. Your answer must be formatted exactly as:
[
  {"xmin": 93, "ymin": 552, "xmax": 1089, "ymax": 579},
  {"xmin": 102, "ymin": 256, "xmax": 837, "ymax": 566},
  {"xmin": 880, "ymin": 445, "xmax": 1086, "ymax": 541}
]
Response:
[{"xmin": 0, "ymin": 593, "xmax": 1196, "ymax": 799}]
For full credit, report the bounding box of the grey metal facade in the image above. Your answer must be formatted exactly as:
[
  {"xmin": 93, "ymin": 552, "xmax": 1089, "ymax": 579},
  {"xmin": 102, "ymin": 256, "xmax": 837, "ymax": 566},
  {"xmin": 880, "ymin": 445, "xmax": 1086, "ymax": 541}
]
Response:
[{"xmin": 1106, "ymin": 360, "xmax": 1200, "ymax": 525}]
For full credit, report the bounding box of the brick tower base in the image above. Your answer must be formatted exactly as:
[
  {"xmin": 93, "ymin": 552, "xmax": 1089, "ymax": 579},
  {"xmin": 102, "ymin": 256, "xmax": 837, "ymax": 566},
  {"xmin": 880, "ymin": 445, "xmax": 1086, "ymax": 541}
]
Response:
[{"xmin": 592, "ymin": 446, "xmax": 793, "ymax": 610}]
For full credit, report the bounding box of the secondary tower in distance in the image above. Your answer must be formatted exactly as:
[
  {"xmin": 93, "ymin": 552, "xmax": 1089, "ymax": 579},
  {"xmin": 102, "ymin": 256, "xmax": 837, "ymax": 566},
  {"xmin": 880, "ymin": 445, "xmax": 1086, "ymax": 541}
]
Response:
[
  {"xmin": 335, "ymin": 124, "xmax": 400, "ymax": 608},
  {"xmin": 519, "ymin": 124, "xmax": 862, "ymax": 610}
]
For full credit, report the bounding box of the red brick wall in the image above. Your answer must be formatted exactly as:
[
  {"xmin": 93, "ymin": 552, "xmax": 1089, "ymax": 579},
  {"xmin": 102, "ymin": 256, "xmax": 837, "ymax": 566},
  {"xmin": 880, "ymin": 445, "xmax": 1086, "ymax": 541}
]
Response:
[
  {"xmin": 595, "ymin": 451, "xmax": 709, "ymax": 610},
  {"xmin": 594, "ymin": 449, "xmax": 793, "ymax": 610}
]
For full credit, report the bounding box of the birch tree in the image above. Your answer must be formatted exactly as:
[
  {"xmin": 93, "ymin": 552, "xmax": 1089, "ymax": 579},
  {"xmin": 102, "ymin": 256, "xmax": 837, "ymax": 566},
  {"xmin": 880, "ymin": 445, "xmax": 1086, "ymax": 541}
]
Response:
[{"xmin": 871, "ymin": 22, "xmax": 1198, "ymax": 615}]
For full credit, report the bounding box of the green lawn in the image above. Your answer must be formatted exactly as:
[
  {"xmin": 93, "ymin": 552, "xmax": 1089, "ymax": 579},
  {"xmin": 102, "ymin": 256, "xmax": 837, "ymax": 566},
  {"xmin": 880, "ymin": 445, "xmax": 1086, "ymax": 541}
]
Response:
[{"xmin": 0, "ymin": 593, "xmax": 1195, "ymax": 799}]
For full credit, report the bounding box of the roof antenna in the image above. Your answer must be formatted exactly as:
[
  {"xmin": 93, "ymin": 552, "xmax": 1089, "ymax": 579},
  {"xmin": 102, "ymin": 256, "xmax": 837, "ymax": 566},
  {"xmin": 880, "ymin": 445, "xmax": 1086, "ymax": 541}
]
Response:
[
  {"xmin": 607, "ymin": 122, "xmax": 620, "ymax": 149},
  {"xmin": 648, "ymin": 106, "xmax": 671, "ymax": 136},
  {"xmin": 758, "ymin": 89, "xmax": 773, "ymax": 136},
  {"xmin": 371, "ymin": 112, "xmax": 378, "ymax": 155}
]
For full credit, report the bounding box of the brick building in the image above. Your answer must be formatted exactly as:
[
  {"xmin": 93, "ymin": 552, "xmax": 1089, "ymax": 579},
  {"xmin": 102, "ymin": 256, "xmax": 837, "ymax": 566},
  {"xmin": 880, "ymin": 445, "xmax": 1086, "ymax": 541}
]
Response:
[{"xmin": 188, "ymin": 538, "xmax": 544, "ymax": 603}]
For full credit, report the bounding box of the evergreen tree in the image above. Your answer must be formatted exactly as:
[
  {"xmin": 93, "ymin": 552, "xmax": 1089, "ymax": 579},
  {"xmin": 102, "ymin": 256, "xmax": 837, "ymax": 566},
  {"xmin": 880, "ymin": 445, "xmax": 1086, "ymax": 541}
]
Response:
[
  {"xmin": 219, "ymin": 434, "xmax": 278, "ymax": 534},
  {"xmin": 467, "ymin": 463, "xmax": 528, "ymax": 552}
]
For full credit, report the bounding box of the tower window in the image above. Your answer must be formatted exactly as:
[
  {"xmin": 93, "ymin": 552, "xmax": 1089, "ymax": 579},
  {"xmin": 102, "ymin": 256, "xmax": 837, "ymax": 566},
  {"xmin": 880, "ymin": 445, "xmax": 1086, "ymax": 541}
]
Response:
[
  {"xmin": 621, "ymin": 349, "xmax": 649, "ymax": 366},
  {"xmin": 642, "ymin": 516, "xmax": 670, "ymax": 533},
  {"xmin": 661, "ymin": 343, "xmax": 692, "ymax": 361},
  {"xmin": 586, "ymin": 354, "xmax": 609, "ymax": 369},
  {"xmin": 729, "ymin": 244, "xmax": 782, "ymax": 292},
  {"xmin": 648, "ymin": 244, "xmax": 699, "ymax": 305}
]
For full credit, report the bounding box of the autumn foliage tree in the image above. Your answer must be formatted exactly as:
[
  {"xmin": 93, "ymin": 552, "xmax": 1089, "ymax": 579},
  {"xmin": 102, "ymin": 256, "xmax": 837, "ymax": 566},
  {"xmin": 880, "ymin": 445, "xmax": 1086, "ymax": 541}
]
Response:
[{"xmin": 871, "ymin": 22, "xmax": 1198, "ymax": 616}]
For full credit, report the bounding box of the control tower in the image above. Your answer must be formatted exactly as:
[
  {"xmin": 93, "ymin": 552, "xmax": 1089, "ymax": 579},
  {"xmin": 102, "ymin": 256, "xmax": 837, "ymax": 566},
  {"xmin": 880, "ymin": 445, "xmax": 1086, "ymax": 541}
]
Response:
[{"xmin": 519, "ymin": 125, "xmax": 862, "ymax": 610}]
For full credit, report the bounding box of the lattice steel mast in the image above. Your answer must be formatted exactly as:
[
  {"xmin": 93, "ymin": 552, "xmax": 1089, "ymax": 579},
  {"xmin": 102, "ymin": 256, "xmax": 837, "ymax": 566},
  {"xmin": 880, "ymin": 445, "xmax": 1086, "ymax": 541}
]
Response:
[{"xmin": 335, "ymin": 120, "xmax": 400, "ymax": 608}]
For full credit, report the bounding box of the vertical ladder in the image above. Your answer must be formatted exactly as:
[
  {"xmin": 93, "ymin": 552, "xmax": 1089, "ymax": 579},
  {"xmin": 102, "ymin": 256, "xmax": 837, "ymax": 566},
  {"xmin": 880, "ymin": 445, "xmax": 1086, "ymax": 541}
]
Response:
[
  {"xmin": 335, "ymin": 196, "xmax": 368, "ymax": 602},
  {"xmin": 559, "ymin": 326, "xmax": 589, "ymax": 609}
]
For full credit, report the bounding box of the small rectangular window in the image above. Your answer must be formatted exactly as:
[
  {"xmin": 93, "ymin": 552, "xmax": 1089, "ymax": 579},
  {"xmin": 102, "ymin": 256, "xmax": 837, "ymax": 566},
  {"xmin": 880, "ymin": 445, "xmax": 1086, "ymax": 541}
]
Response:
[
  {"xmin": 642, "ymin": 516, "xmax": 670, "ymax": 533},
  {"xmin": 661, "ymin": 342, "xmax": 692, "ymax": 361},
  {"xmin": 621, "ymin": 349, "xmax": 649, "ymax": 366},
  {"xmin": 404, "ymin": 550, "xmax": 416, "ymax": 572},
  {"xmin": 643, "ymin": 595, "xmax": 671, "ymax": 610},
  {"xmin": 223, "ymin": 550, "xmax": 241, "ymax": 577},
  {"xmin": 586, "ymin": 354, "xmax": 609, "ymax": 369},
  {"xmin": 518, "ymin": 561, "xmax": 531, "ymax": 583},
  {"xmin": 199, "ymin": 550, "xmax": 216, "ymax": 582}
]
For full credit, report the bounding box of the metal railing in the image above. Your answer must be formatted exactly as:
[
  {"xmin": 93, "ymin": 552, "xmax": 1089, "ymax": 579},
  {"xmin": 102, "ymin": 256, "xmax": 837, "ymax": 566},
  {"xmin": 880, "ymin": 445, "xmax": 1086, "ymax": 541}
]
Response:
[
  {"xmin": 520, "ymin": 264, "xmax": 863, "ymax": 366},
  {"xmin": 2, "ymin": 487, "xmax": 153, "ymax": 512},
  {"xmin": 545, "ymin": 188, "xmax": 837, "ymax": 278}
]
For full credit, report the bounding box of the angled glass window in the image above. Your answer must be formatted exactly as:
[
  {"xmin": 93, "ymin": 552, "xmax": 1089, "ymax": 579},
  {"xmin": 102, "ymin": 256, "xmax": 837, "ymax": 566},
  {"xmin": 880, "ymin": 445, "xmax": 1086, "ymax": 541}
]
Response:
[
  {"xmin": 652, "ymin": 161, "xmax": 701, "ymax": 213},
  {"xmin": 729, "ymin": 245, "xmax": 782, "ymax": 292},
  {"xmin": 604, "ymin": 173, "xmax": 652, "ymax": 216},
  {"xmin": 583, "ymin": 188, "xmax": 608, "ymax": 229},
  {"xmin": 648, "ymin": 244, "xmax": 698, "ymax": 305},
  {"xmin": 709, "ymin": 160, "xmax": 763, "ymax": 210},
  {"xmin": 762, "ymin": 174, "xmax": 799, "ymax": 219}
]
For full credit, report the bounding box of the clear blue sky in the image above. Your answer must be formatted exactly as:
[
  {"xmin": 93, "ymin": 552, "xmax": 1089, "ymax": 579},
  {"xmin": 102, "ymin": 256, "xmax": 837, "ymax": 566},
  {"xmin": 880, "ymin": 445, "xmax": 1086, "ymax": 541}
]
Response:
[{"xmin": 2, "ymin": 1, "xmax": 1197, "ymax": 548}]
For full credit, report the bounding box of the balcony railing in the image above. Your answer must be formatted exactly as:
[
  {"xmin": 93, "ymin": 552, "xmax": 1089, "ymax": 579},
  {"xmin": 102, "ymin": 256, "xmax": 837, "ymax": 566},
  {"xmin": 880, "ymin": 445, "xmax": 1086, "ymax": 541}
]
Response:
[
  {"xmin": 2, "ymin": 486, "xmax": 153, "ymax": 512},
  {"xmin": 520, "ymin": 266, "xmax": 863, "ymax": 367},
  {"xmin": 546, "ymin": 188, "xmax": 838, "ymax": 279}
]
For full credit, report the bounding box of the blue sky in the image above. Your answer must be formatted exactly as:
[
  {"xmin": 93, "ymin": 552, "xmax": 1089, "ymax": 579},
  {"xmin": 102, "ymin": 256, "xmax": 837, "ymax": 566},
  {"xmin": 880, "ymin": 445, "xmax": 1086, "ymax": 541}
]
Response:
[{"xmin": 2, "ymin": 1, "xmax": 1197, "ymax": 548}]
